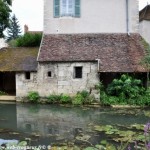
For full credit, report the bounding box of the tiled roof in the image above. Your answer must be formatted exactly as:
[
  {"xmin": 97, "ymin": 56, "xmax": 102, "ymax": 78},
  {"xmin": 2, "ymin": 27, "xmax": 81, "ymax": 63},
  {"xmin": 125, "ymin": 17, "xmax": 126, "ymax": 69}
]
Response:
[
  {"xmin": 139, "ymin": 5, "xmax": 150, "ymax": 22},
  {"xmin": 38, "ymin": 33, "xmax": 146, "ymax": 72},
  {"xmin": 0, "ymin": 47, "xmax": 38, "ymax": 72}
]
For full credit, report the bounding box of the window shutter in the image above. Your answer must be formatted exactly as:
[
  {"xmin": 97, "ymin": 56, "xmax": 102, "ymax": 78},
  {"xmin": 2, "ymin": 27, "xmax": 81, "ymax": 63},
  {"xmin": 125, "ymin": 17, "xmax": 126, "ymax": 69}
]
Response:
[
  {"xmin": 54, "ymin": 0, "xmax": 60, "ymax": 17},
  {"xmin": 75, "ymin": 0, "xmax": 80, "ymax": 17}
]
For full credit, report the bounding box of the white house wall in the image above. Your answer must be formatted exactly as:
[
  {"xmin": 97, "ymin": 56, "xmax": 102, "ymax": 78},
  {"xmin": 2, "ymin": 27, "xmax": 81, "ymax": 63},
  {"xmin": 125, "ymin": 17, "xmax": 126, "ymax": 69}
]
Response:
[
  {"xmin": 16, "ymin": 62, "xmax": 99, "ymax": 97},
  {"xmin": 139, "ymin": 20, "xmax": 150, "ymax": 45},
  {"xmin": 44, "ymin": 0, "xmax": 139, "ymax": 34}
]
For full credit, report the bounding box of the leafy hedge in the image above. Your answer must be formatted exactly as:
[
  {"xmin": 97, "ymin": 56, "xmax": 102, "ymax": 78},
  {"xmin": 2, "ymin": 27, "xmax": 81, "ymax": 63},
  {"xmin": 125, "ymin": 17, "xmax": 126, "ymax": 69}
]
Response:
[
  {"xmin": 99, "ymin": 74, "xmax": 150, "ymax": 106},
  {"xmin": 15, "ymin": 33, "xmax": 42, "ymax": 47}
]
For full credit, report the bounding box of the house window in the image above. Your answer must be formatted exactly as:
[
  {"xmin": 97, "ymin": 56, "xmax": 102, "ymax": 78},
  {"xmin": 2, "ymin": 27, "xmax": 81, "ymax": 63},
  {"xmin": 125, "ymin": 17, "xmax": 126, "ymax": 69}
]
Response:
[
  {"xmin": 61, "ymin": 0, "xmax": 74, "ymax": 16},
  {"xmin": 54, "ymin": 0, "xmax": 80, "ymax": 17},
  {"xmin": 74, "ymin": 66, "xmax": 82, "ymax": 78},
  {"xmin": 47, "ymin": 71, "xmax": 52, "ymax": 77},
  {"xmin": 25, "ymin": 72, "xmax": 30, "ymax": 80}
]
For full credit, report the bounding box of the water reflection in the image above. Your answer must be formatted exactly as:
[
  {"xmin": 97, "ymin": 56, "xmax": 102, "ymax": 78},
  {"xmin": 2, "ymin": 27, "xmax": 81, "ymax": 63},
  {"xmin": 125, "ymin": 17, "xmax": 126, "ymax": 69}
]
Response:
[
  {"xmin": 16, "ymin": 104, "xmax": 97, "ymax": 140},
  {"xmin": 0, "ymin": 103, "xmax": 150, "ymax": 146}
]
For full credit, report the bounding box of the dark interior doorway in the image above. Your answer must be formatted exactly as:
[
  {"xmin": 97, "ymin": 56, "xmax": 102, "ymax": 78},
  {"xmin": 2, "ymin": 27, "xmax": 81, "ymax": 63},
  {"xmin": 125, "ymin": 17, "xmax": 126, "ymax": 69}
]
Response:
[{"xmin": 0, "ymin": 72, "xmax": 16, "ymax": 95}]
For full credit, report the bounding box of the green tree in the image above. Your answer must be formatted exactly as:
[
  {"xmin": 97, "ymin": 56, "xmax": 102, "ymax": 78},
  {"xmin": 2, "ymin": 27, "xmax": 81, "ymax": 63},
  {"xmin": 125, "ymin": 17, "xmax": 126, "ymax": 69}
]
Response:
[
  {"xmin": 6, "ymin": 14, "xmax": 22, "ymax": 41},
  {"xmin": 0, "ymin": 0, "xmax": 11, "ymax": 37},
  {"xmin": 16, "ymin": 33, "xmax": 42, "ymax": 47}
]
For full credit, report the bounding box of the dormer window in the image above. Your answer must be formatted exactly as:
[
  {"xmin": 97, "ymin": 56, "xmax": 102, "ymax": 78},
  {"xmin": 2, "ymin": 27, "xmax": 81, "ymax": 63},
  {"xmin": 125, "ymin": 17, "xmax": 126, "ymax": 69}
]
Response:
[{"xmin": 54, "ymin": 0, "xmax": 80, "ymax": 18}]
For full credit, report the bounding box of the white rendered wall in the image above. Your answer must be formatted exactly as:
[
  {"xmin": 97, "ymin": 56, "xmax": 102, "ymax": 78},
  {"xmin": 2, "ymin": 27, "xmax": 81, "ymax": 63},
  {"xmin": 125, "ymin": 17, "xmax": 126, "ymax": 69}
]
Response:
[
  {"xmin": 44, "ymin": 0, "xmax": 139, "ymax": 34},
  {"xmin": 139, "ymin": 20, "xmax": 150, "ymax": 45}
]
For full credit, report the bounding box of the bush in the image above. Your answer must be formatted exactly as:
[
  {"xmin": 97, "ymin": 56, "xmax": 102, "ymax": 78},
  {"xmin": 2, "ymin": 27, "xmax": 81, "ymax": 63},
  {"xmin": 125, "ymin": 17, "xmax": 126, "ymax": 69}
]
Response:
[
  {"xmin": 107, "ymin": 74, "xmax": 145, "ymax": 99},
  {"xmin": 16, "ymin": 33, "xmax": 42, "ymax": 47},
  {"xmin": 27, "ymin": 91, "xmax": 40, "ymax": 103},
  {"xmin": 72, "ymin": 93, "xmax": 84, "ymax": 105},
  {"xmin": 60, "ymin": 95, "xmax": 72, "ymax": 104},
  {"xmin": 72, "ymin": 90, "xmax": 93, "ymax": 105},
  {"xmin": 47, "ymin": 94, "xmax": 62, "ymax": 104},
  {"xmin": 97, "ymin": 74, "xmax": 150, "ymax": 106},
  {"xmin": 8, "ymin": 39, "xmax": 17, "ymax": 47}
]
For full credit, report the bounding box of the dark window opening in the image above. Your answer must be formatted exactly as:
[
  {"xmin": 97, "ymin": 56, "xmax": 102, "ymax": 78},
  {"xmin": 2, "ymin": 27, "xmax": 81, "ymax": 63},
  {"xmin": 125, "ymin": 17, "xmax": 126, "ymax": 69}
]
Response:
[
  {"xmin": 48, "ymin": 71, "xmax": 52, "ymax": 77},
  {"xmin": 25, "ymin": 72, "xmax": 30, "ymax": 80},
  {"xmin": 74, "ymin": 67, "xmax": 82, "ymax": 78}
]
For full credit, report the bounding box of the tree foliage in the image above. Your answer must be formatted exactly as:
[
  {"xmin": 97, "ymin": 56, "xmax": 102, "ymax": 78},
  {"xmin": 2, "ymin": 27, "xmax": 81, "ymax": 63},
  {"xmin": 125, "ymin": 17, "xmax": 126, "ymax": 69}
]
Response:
[
  {"xmin": 16, "ymin": 33, "xmax": 42, "ymax": 47},
  {"xmin": 0, "ymin": 0, "xmax": 11, "ymax": 37},
  {"xmin": 6, "ymin": 14, "xmax": 21, "ymax": 41}
]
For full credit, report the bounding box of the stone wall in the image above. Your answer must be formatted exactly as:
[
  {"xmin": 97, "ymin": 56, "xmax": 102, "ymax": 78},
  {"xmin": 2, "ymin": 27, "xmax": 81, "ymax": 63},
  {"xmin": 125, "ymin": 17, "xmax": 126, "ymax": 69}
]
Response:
[
  {"xmin": 16, "ymin": 72, "xmax": 38, "ymax": 97},
  {"xmin": 16, "ymin": 62, "xmax": 99, "ymax": 98},
  {"xmin": 44, "ymin": 0, "xmax": 139, "ymax": 34},
  {"xmin": 37, "ymin": 62, "xmax": 99, "ymax": 96}
]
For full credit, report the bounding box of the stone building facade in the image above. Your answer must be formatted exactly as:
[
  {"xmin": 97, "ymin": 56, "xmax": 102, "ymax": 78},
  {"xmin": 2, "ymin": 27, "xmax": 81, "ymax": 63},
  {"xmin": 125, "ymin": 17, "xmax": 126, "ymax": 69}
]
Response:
[{"xmin": 16, "ymin": 62, "xmax": 98, "ymax": 97}]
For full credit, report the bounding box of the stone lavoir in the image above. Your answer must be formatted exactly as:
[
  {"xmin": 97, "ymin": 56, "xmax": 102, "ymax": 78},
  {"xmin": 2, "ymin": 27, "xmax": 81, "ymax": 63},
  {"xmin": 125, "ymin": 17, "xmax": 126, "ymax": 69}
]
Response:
[{"xmin": 0, "ymin": 0, "xmax": 148, "ymax": 99}]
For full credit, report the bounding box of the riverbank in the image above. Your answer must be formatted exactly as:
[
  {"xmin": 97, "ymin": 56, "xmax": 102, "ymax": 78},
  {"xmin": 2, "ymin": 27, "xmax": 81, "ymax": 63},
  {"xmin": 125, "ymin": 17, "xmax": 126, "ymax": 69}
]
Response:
[{"xmin": 0, "ymin": 96, "xmax": 149, "ymax": 109}]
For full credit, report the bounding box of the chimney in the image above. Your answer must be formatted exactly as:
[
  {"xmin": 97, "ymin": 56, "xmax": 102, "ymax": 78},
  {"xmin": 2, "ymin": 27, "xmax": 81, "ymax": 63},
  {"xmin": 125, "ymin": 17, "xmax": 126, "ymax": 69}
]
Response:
[{"xmin": 24, "ymin": 24, "xmax": 29, "ymax": 33}]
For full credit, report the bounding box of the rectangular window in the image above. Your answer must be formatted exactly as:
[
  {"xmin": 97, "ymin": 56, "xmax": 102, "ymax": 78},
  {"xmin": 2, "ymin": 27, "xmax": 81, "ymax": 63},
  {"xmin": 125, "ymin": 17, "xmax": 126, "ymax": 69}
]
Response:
[
  {"xmin": 54, "ymin": 0, "xmax": 80, "ymax": 17},
  {"xmin": 74, "ymin": 67, "xmax": 82, "ymax": 78},
  {"xmin": 25, "ymin": 72, "xmax": 30, "ymax": 80},
  {"xmin": 61, "ymin": 0, "xmax": 74, "ymax": 16},
  {"xmin": 48, "ymin": 71, "xmax": 52, "ymax": 77}
]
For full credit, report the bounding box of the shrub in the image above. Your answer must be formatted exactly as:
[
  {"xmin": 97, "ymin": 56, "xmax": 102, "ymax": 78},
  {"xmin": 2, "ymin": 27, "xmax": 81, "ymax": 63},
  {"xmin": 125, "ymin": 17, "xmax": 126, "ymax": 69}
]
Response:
[
  {"xmin": 60, "ymin": 95, "xmax": 72, "ymax": 104},
  {"xmin": 72, "ymin": 93, "xmax": 84, "ymax": 105},
  {"xmin": 16, "ymin": 33, "xmax": 42, "ymax": 47},
  {"xmin": 72, "ymin": 90, "xmax": 93, "ymax": 105},
  {"xmin": 79, "ymin": 90, "xmax": 89, "ymax": 99},
  {"xmin": 47, "ymin": 94, "xmax": 62, "ymax": 104},
  {"xmin": 107, "ymin": 74, "xmax": 145, "ymax": 99},
  {"xmin": 97, "ymin": 74, "xmax": 150, "ymax": 106},
  {"xmin": 8, "ymin": 39, "xmax": 17, "ymax": 47},
  {"xmin": 27, "ymin": 91, "xmax": 40, "ymax": 103}
]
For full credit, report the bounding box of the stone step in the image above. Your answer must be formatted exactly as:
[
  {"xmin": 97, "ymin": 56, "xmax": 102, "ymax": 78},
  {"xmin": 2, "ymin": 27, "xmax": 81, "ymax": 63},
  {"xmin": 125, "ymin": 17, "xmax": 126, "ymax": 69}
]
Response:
[{"xmin": 0, "ymin": 96, "xmax": 16, "ymax": 101}]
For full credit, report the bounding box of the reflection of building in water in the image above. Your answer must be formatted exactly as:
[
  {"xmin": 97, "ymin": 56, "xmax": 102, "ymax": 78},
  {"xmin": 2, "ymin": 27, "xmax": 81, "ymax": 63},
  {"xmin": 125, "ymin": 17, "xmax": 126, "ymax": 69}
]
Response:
[
  {"xmin": 16, "ymin": 104, "xmax": 97, "ymax": 139},
  {"xmin": 0, "ymin": 103, "xmax": 17, "ymax": 130}
]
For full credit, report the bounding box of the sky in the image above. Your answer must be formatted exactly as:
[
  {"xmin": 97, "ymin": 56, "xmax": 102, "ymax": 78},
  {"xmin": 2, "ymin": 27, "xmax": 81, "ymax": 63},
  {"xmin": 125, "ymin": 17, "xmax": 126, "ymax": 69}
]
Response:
[{"xmin": 11, "ymin": 0, "xmax": 150, "ymax": 33}]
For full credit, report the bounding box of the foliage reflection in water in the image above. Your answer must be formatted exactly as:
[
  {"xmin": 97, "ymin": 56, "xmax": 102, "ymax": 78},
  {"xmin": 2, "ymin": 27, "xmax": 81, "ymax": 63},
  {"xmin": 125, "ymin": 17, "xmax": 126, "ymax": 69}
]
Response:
[{"xmin": 0, "ymin": 103, "xmax": 150, "ymax": 149}]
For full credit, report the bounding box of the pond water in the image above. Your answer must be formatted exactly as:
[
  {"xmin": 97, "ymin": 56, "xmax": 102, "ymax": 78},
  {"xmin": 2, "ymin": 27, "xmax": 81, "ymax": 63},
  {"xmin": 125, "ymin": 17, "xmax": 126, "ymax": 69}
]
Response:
[{"xmin": 0, "ymin": 103, "xmax": 150, "ymax": 149}]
